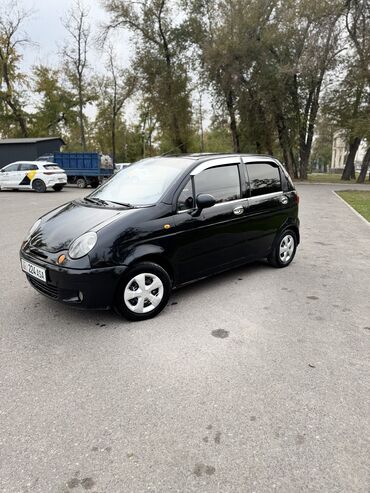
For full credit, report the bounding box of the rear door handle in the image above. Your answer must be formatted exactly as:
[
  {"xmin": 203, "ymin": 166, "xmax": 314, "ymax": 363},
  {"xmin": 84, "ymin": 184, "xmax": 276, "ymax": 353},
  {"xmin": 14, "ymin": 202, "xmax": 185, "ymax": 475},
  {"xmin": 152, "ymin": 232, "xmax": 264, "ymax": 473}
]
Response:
[{"xmin": 233, "ymin": 205, "xmax": 244, "ymax": 215}]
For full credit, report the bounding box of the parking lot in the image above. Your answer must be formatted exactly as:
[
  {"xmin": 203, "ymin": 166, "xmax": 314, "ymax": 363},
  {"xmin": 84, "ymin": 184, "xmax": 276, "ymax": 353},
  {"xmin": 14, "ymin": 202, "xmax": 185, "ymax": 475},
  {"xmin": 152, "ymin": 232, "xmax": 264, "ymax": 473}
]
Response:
[{"xmin": 0, "ymin": 184, "xmax": 370, "ymax": 492}]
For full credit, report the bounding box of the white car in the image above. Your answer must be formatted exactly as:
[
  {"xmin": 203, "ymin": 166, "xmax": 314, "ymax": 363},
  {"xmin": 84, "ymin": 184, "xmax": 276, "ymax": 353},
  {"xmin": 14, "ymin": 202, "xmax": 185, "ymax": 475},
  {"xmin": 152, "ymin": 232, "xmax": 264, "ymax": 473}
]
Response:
[{"xmin": 0, "ymin": 161, "xmax": 67, "ymax": 193}]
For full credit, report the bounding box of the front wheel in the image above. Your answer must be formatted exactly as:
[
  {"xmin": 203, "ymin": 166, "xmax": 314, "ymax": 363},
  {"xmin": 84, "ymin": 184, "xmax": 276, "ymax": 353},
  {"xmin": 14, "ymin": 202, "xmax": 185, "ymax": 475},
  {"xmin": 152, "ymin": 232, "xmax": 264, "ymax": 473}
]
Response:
[
  {"xmin": 114, "ymin": 262, "xmax": 172, "ymax": 321},
  {"xmin": 268, "ymin": 230, "xmax": 297, "ymax": 268}
]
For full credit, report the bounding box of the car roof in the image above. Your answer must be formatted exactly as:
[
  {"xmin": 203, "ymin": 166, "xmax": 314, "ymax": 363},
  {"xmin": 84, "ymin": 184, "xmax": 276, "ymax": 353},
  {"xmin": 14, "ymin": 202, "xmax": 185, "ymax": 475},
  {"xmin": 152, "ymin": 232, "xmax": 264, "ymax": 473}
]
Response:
[{"xmin": 9, "ymin": 161, "xmax": 56, "ymax": 165}]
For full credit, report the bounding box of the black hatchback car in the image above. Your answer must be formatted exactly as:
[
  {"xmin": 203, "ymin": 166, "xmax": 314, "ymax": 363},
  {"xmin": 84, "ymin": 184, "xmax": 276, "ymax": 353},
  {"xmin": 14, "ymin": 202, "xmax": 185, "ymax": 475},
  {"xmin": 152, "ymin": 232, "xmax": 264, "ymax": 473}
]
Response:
[{"xmin": 20, "ymin": 154, "xmax": 299, "ymax": 321}]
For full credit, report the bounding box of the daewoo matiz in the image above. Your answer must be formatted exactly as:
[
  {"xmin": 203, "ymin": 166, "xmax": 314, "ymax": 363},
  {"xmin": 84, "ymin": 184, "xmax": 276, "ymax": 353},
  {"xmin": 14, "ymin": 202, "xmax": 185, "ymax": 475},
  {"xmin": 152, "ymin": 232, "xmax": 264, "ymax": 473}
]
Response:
[{"xmin": 20, "ymin": 154, "xmax": 300, "ymax": 320}]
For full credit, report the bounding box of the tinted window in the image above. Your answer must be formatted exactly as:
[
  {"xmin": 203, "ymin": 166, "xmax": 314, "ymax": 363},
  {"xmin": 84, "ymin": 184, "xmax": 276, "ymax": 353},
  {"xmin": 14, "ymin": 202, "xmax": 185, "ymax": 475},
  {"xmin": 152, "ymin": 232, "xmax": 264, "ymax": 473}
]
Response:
[
  {"xmin": 246, "ymin": 162, "xmax": 281, "ymax": 196},
  {"xmin": 19, "ymin": 163, "xmax": 38, "ymax": 171},
  {"xmin": 177, "ymin": 179, "xmax": 194, "ymax": 211},
  {"xmin": 194, "ymin": 165, "xmax": 240, "ymax": 203},
  {"xmin": 3, "ymin": 163, "xmax": 19, "ymax": 172}
]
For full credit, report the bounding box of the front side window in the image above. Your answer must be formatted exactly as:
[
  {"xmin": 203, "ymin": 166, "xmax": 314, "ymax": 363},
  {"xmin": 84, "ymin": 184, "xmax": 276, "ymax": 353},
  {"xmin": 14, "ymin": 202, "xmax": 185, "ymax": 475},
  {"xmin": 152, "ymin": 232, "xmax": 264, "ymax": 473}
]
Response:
[
  {"xmin": 177, "ymin": 179, "xmax": 194, "ymax": 211},
  {"xmin": 246, "ymin": 162, "xmax": 281, "ymax": 197},
  {"xmin": 194, "ymin": 165, "xmax": 241, "ymax": 204},
  {"xmin": 3, "ymin": 163, "xmax": 19, "ymax": 172}
]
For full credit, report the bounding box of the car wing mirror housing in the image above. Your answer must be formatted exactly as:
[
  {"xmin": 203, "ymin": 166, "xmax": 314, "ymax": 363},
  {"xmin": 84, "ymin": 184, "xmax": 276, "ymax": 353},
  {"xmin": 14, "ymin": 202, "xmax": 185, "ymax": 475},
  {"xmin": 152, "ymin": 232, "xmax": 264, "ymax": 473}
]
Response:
[{"xmin": 196, "ymin": 193, "xmax": 216, "ymax": 210}]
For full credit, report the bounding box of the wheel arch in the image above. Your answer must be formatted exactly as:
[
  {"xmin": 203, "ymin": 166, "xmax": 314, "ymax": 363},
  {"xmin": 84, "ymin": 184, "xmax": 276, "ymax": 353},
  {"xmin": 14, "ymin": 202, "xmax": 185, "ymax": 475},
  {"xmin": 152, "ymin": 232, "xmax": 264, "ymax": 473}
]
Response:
[{"xmin": 122, "ymin": 245, "xmax": 175, "ymax": 283}]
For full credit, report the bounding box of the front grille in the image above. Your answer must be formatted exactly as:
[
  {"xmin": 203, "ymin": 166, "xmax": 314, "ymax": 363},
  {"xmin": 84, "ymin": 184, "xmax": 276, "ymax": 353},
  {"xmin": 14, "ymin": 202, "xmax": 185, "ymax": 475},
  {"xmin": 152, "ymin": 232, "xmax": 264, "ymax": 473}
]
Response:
[{"xmin": 28, "ymin": 276, "xmax": 58, "ymax": 299}]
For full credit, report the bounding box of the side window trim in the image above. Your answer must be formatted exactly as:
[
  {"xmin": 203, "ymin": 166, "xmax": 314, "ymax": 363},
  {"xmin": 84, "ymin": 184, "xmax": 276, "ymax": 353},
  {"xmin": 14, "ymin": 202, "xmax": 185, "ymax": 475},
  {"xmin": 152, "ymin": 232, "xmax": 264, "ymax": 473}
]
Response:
[
  {"xmin": 193, "ymin": 163, "xmax": 242, "ymax": 204},
  {"xmin": 245, "ymin": 160, "xmax": 283, "ymax": 197}
]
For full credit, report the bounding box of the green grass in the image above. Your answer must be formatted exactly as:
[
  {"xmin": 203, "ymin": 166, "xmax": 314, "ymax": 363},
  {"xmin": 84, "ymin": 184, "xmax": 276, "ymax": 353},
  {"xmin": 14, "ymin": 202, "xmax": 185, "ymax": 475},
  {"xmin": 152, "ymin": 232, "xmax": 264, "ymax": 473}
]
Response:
[
  {"xmin": 336, "ymin": 190, "xmax": 370, "ymax": 222},
  {"xmin": 306, "ymin": 173, "xmax": 359, "ymax": 183}
]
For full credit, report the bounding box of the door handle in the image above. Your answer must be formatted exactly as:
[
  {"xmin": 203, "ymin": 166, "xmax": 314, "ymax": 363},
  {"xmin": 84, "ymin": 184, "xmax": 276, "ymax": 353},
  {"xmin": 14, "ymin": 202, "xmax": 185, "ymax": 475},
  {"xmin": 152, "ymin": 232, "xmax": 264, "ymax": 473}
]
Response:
[
  {"xmin": 280, "ymin": 195, "xmax": 288, "ymax": 205},
  {"xmin": 233, "ymin": 205, "xmax": 244, "ymax": 215}
]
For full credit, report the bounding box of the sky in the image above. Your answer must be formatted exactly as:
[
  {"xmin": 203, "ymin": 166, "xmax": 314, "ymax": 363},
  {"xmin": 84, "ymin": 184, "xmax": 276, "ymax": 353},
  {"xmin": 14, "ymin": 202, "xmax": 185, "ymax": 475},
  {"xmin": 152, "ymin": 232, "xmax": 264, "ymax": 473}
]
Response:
[{"xmin": 17, "ymin": 0, "xmax": 131, "ymax": 72}]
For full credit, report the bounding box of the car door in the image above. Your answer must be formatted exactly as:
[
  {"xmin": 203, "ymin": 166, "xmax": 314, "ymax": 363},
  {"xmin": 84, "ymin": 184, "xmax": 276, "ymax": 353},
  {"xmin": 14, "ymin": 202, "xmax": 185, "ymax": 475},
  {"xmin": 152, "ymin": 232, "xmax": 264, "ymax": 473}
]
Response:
[
  {"xmin": 172, "ymin": 158, "xmax": 248, "ymax": 284},
  {"xmin": 18, "ymin": 163, "xmax": 39, "ymax": 188},
  {"xmin": 242, "ymin": 158, "xmax": 288, "ymax": 258},
  {"xmin": 0, "ymin": 163, "xmax": 21, "ymax": 188}
]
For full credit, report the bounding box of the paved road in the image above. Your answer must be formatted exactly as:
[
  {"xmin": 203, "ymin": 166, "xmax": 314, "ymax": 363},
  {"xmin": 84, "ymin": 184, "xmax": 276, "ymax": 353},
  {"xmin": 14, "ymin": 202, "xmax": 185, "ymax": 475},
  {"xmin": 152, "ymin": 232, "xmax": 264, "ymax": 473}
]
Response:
[{"xmin": 0, "ymin": 184, "xmax": 369, "ymax": 493}]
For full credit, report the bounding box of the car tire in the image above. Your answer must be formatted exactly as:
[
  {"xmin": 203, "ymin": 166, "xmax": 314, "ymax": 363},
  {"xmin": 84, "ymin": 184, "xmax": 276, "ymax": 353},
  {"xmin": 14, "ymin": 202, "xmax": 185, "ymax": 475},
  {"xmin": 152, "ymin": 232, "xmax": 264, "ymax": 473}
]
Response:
[
  {"xmin": 76, "ymin": 178, "xmax": 87, "ymax": 189},
  {"xmin": 53, "ymin": 184, "xmax": 64, "ymax": 191},
  {"xmin": 114, "ymin": 262, "xmax": 172, "ymax": 321},
  {"xmin": 268, "ymin": 229, "xmax": 297, "ymax": 268},
  {"xmin": 32, "ymin": 179, "xmax": 47, "ymax": 193}
]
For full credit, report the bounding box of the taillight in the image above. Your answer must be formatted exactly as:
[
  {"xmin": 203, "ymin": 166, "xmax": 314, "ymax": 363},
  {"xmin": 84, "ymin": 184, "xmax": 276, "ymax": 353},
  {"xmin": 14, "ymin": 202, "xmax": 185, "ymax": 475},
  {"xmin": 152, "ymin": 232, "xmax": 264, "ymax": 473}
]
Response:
[
  {"xmin": 44, "ymin": 171, "xmax": 62, "ymax": 175},
  {"xmin": 294, "ymin": 193, "xmax": 300, "ymax": 204}
]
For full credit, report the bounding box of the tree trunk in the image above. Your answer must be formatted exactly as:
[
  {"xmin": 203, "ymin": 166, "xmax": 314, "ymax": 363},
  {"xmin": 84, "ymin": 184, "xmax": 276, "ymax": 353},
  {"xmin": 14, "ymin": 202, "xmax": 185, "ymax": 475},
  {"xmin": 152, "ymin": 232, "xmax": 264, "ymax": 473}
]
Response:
[
  {"xmin": 111, "ymin": 114, "xmax": 116, "ymax": 167},
  {"xmin": 341, "ymin": 137, "xmax": 361, "ymax": 180},
  {"xmin": 357, "ymin": 147, "xmax": 370, "ymax": 183},
  {"xmin": 275, "ymin": 111, "xmax": 296, "ymax": 178},
  {"xmin": 226, "ymin": 89, "xmax": 240, "ymax": 153},
  {"xmin": 78, "ymin": 92, "xmax": 86, "ymax": 151}
]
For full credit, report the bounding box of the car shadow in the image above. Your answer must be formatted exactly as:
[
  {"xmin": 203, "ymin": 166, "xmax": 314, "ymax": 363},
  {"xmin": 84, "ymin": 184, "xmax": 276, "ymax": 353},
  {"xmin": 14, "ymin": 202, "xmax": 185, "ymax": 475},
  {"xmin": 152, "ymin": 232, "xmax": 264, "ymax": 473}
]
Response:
[{"xmin": 32, "ymin": 260, "xmax": 271, "ymax": 329}]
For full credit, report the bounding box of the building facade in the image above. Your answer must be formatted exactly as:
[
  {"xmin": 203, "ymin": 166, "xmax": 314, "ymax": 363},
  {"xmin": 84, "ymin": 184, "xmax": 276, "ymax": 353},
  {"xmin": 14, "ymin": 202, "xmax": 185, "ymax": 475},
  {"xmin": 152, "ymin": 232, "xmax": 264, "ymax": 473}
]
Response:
[
  {"xmin": 331, "ymin": 130, "xmax": 367, "ymax": 170},
  {"xmin": 0, "ymin": 137, "xmax": 64, "ymax": 168}
]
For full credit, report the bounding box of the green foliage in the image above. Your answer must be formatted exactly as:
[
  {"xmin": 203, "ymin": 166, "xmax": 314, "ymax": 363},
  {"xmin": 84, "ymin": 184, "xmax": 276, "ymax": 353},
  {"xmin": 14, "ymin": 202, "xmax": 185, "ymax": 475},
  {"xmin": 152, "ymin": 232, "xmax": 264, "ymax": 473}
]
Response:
[{"xmin": 29, "ymin": 65, "xmax": 79, "ymax": 139}]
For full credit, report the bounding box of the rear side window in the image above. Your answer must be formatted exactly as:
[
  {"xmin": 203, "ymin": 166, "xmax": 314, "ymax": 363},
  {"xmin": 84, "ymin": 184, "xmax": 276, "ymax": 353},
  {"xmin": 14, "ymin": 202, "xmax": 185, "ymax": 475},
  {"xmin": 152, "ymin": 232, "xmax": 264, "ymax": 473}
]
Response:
[
  {"xmin": 19, "ymin": 163, "xmax": 38, "ymax": 171},
  {"xmin": 194, "ymin": 165, "xmax": 241, "ymax": 203},
  {"xmin": 246, "ymin": 162, "xmax": 281, "ymax": 197}
]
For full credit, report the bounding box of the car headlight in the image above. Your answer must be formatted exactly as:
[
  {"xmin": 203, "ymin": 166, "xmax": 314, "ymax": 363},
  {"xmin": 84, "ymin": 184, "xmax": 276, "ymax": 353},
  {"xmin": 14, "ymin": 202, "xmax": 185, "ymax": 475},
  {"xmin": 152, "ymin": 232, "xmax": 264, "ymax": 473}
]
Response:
[
  {"xmin": 25, "ymin": 219, "xmax": 41, "ymax": 241},
  {"xmin": 68, "ymin": 232, "xmax": 97, "ymax": 259}
]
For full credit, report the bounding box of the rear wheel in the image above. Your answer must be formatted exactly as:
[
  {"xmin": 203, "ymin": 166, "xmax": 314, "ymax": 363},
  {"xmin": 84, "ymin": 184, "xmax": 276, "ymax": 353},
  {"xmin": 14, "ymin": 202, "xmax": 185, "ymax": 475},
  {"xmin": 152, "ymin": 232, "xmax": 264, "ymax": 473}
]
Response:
[
  {"xmin": 114, "ymin": 262, "xmax": 171, "ymax": 321},
  {"xmin": 53, "ymin": 184, "xmax": 64, "ymax": 191},
  {"xmin": 268, "ymin": 230, "xmax": 297, "ymax": 268},
  {"xmin": 32, "ymin": 179, "xmax": 47, "ymax": 193},
  {"xmin": 76, "ymin": 178, "xmax": 87, "ymax": 188}
]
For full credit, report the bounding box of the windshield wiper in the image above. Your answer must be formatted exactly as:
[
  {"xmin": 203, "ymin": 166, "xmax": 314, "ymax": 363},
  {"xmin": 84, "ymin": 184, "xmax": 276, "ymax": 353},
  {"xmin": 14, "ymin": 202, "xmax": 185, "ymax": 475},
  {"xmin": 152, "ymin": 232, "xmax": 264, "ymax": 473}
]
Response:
[
  {"xmin": 84, "ymin": 197, "xmax": 109, "ymax": 206},
  {"xmin": 106, "ymin": 200, "xmax": 137, "ymax": 208}
]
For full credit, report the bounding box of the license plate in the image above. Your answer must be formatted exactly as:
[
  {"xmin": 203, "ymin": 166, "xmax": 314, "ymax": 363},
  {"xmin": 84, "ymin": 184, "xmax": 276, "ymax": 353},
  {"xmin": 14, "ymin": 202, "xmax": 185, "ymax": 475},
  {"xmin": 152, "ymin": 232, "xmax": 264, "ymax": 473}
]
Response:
[
  {"xmin": 21, "ymin": 259, "xmax": 47, "ymax": 282},
  {"xmin": 58, "ymin": 177, "xmax": 65, "ymax": 182}
]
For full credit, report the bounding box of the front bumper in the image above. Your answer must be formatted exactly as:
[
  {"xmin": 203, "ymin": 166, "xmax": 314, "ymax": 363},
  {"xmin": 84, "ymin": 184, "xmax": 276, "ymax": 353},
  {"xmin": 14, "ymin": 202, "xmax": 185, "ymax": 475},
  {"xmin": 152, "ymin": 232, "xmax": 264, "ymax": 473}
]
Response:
[{"xmin": 20, "ymin": 251, "xmax": 127, "ymax": 309}]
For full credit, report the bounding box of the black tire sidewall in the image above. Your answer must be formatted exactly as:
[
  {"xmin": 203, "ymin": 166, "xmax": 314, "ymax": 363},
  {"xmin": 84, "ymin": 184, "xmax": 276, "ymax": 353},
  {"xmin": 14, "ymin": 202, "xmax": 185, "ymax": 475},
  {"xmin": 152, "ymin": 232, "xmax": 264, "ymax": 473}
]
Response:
[
  {"xmin": 114, "ymin": 262, "xmax": 172, "ymax": 321},
  {"xmin": 271, "ymin": 229, "xmax": 297, "ymax": 268}
]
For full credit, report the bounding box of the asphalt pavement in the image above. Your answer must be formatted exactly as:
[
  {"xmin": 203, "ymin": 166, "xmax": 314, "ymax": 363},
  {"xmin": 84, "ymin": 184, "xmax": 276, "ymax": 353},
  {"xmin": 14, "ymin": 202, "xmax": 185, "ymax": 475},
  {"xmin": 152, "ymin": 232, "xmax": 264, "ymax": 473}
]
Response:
[{"xmin": 0, "ymin": 184, "xmax": 369, "ymax": 492}]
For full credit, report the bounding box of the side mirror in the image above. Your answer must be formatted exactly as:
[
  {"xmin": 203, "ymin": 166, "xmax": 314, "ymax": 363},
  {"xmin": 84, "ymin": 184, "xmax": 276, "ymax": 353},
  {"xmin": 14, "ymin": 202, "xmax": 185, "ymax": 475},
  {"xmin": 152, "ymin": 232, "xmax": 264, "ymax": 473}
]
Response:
[{"xmin": 196, "ymin": 193, "xmax": 216, "ymax": 210}]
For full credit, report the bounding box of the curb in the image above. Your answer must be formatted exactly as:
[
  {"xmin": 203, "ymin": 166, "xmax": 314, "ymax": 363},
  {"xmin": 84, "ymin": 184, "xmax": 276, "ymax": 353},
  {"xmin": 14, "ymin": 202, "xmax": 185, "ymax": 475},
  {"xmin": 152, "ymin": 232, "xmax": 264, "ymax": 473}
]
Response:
[{"xmin": 332, "ymin": 190, "xmax": 370, "ymax": 228}]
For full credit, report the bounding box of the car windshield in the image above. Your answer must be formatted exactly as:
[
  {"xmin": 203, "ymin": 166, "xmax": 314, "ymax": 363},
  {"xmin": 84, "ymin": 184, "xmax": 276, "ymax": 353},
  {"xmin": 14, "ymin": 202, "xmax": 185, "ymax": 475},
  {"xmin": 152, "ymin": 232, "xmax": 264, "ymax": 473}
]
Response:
[{"xmin": 90, "ymin": 157, "xmax": 190, "ymax": 206}]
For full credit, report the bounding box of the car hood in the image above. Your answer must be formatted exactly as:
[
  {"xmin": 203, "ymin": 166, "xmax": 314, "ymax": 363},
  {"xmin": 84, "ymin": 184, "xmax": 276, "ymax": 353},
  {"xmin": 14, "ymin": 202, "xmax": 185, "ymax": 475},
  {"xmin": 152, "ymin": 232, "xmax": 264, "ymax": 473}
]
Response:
[{"xmin": 28, "ymin": 199, "xmax": 136, "ymax": 253}]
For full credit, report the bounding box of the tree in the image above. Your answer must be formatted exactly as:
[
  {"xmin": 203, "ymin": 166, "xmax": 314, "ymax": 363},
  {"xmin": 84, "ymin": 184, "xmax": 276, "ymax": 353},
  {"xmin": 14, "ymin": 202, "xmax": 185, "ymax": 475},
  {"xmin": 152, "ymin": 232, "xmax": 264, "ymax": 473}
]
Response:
[
  {"xmin": 103, "ymin": 0, "xmax": 193, "ymax": 153},
  {"xmin": 0, "ymin": 3, "xmax": 30, "ymax": 136},
  {"xmin": 30, "ymin": 65, "xmax": 79, "ymax": 138},
  {"xmin": 62, "ymin": 0, "xmax": 95, "ymax": 150},
  {"xmin": 95, "ymin": 47, "xmax": 136, "ymax": 165},
  {"xmin": 341, "ymin": 0, "xmax": 370, "ymax": 181}
]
